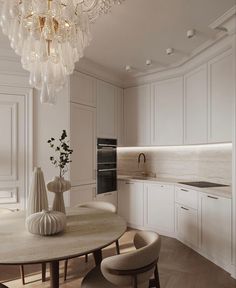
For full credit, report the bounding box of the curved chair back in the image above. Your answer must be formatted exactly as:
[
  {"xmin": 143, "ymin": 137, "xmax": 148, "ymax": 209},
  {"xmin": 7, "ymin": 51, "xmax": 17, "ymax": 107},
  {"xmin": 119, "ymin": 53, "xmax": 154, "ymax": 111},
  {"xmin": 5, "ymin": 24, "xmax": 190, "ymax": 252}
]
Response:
[
  {"xmin": 101, "ymin": 231, "xmax": 161, "ymax": 288},
  {"xmin": 77, "ymin": 201, "xmax": 117, "ymax": 213}
]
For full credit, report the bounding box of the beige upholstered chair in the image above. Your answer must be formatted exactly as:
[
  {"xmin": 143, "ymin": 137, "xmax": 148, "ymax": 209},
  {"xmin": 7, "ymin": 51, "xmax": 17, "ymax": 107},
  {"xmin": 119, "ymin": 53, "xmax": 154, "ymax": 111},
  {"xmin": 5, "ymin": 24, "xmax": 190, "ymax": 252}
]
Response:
[
  {"xmin": 64, "ymin": 201, "xmax": 120, "ymax": 281},
  {"xmin": 0, "ymin": 208, "xmax": 46, "ymax": 285},
  {"xmin": 81, "ymin": 231, "xmax": 161, "ymax": 288}
]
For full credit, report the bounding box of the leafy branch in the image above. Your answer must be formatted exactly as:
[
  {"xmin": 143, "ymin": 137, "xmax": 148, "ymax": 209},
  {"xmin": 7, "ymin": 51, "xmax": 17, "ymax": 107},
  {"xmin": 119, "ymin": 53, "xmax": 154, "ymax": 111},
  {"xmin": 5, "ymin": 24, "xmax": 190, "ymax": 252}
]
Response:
[{"xmin": 47, "ymin": 130, "xmax": 73, "ymax": 177}]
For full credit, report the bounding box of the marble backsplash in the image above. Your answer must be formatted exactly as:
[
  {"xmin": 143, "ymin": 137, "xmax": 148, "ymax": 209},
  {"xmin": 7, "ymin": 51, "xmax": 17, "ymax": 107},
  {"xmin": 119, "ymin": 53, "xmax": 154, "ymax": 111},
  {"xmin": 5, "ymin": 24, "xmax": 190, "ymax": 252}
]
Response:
[{"xmin": 117, "ymin": 144, "xmax": 232, "ymax": 185}]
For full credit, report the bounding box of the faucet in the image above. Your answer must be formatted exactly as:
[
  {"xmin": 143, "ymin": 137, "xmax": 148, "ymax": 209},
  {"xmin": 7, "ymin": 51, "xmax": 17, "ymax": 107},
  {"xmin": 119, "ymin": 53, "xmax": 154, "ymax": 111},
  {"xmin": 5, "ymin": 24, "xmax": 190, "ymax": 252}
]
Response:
[{"xmin": 138, "ymin": 153, "xmax": 146, "ymax": 168}]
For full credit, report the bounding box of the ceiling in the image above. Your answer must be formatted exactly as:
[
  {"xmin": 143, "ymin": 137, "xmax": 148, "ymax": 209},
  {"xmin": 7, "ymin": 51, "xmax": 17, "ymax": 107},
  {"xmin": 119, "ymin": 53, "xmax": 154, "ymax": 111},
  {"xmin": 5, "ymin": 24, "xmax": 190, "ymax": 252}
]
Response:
[{"xmin": 82, "ymin": 0, "xmax": 235, "ymax": 77}]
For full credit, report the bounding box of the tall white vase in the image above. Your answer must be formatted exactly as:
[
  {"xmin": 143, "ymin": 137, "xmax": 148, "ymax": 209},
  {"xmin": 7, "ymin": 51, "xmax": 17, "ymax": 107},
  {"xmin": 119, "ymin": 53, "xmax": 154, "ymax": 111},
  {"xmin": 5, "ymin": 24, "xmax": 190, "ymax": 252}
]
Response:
[
  {"xmin": 27, "ymin": 167, "xmax": 49, "ymax": 217},
  {"xmin": 47, "ymin": 177, "xmax": 71, "ymax": 214}
]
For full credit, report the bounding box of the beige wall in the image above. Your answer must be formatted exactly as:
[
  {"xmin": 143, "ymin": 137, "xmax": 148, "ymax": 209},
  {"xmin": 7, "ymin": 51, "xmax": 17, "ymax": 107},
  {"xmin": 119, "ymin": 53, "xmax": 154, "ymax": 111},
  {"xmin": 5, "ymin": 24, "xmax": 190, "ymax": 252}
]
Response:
[{"xmin": 118, "ymin": 143, "xmax": 232, "ymax": 184}]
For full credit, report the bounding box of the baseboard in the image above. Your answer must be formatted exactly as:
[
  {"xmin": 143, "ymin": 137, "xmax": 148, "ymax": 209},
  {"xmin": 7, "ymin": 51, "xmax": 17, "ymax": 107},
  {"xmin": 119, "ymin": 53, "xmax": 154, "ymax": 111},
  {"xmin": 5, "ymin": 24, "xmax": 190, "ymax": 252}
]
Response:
[{"xmin": 231, "ymin": 264, "xmax": 236, "ymax": 279}]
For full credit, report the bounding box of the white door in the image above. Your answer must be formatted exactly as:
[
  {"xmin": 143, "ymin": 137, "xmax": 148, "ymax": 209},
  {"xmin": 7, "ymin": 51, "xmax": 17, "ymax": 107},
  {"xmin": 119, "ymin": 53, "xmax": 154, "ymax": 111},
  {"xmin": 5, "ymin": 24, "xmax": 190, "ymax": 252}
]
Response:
[
  {"xmin": 184, "ymin": 65, "xmax": 208, "ymax": 144},
  {"xmin": 118, "ymin": 180, "xmax": 144, "ymax": 227},
  {"xmin": 124, "ymin": 85, "xmax": 151, "ymax": 146},
  {"xmin": 97, "ymin": 81, "xmax": 117, "ymax": 139},
  {"xmin": 176, "ymin": 204, "xmax": 199, "ymax": 249},
  {"xmin": 199, "ymin": 193, "xmax": 231, "ymax": 266},
  {"xmin": 208, "ymin": 50, "xmax": 234, "ymax": 143},
  {"xmin": 144, "ymin": 183, "xmax": 175, "ymax": 236},
  {"xmin": 70, "ymin": 184, "xmax": 96, "ymax": 206},
  {"xmin": 152, "ymin": 77, "xmax": 184, "ymax": 146},
  {"xmin": 0, "ymin": 86, "xmax": 32, "ymax": 210},
  {"xmin": 70, "ymin": 103, "xmax": 96, "ymax": 186}
]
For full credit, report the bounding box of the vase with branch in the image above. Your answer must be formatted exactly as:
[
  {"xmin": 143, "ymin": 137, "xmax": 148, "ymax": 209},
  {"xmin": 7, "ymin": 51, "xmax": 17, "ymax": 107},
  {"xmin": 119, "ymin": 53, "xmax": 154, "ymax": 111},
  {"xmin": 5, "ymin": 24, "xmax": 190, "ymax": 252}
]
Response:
[{"xmin": 47, "ymin": 130, "xmax": 73, "ymax": 214}]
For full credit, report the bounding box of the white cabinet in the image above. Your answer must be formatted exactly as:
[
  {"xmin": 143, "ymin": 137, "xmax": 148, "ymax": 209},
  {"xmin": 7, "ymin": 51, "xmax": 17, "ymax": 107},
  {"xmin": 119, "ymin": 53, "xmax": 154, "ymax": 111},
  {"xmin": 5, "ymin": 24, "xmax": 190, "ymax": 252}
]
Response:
[
  {"xmin": 118, "ymin": 180, "xmax": 144, "ymax": 228},
  {"xmin": 70, "ymin": 184, "xmax": 96, "ymax": 206},
  {"xmin": 152, "ymin": 77, "xmax": 184, "ymax": 145},
  {"xmin": 208, "ymin": 50, "xmax": 234, "ymax": 143},
  {"xmin": 97, "ymin": 80, "xmax": 117, "ymax": 139},
  {"xmin": 70, "ymin": 72, "xmax": 96, "ymax": 107},
  {"xmin": 124, "ymin": 85, "xmax": 151, "ymax": 146},
  {"xmin": 175, "ymin": 186, "xmax": 198, "ymax": 210},
  {"xmin": 176, "ymin": 204, "xmax": 199, "ymax": 249},
  {"xmin": 144, "ymin": 183, "xmax": 175, "ymax": 236},
  {"xmin": 199, "ymin": 193, "xmax": 231, "ymax": 267},
  {"xmin": 184, "ymin": 65, "xmax": 208, "ymax": 144},
  {"xmin": 95, "ymin": 191, "xmax": 118, "ymax": 209},
  {"xmin": 70, "ymin": 103, "xmax": 96, "ymax": 186},
  {"xmin": 116, "ymin": 87, "xmax": 124, "ymax": 146}
]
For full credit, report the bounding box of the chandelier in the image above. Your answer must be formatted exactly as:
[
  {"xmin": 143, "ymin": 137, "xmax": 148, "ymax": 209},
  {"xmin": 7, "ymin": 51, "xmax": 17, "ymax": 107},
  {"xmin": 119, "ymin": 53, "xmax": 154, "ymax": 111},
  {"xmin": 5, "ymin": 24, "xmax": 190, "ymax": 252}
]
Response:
[{"xmin": 0, "ymin": 0, "xmax": 123, "ymax": 104}]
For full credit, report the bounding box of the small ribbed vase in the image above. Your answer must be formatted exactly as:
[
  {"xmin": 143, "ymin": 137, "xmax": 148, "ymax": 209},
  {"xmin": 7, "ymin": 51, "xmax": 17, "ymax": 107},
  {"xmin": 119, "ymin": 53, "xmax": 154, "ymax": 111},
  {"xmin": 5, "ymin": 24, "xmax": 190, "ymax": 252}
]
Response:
[
  {"xmin": 26, "ymin": 210, "xmax": 66, "ymax": 236},
  {"xmin": 47, "ymin": 176, "xmax": 71, "ymax": 214},
  {"xmin": 27, "ymin": 167, "xmax": 49, "ymax": 217}
]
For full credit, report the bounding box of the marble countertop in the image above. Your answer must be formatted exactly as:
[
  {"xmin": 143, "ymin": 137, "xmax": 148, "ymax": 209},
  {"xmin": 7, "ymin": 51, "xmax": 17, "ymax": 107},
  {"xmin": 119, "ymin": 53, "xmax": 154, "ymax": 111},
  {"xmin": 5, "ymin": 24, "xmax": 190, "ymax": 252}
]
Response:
[{"xmin": 118, "ymin": 175, "xmax": 232, "ymax": 199}]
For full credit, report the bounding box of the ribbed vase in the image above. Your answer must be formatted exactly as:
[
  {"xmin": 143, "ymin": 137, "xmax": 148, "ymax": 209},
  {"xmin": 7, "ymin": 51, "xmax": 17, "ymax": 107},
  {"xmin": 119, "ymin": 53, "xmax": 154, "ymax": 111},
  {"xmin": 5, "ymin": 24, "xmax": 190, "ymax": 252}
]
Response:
[
  {"xmin": 47, "ymin": 176, "xmax": 71, "ymax": 214},
  {"xmin": 26, "ymin": 210, "xmax": 66, "ymax": 236},
  {"xmin": 27, "ymin": 167, "xmax": 49, "ymax": 217}
]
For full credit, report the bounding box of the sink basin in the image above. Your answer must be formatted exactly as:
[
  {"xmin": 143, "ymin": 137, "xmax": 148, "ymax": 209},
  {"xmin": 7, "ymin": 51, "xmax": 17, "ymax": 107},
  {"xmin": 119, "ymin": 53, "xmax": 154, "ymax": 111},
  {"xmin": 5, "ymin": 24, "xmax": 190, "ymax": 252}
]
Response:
[{"xmin": 131, "ymin": 176, "xmax": 154, "ymax": 180}]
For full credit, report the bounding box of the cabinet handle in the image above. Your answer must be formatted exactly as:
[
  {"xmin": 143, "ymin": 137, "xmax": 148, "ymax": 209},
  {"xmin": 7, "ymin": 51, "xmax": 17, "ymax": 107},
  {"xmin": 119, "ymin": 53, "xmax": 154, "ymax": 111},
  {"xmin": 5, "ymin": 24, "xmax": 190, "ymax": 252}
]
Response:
[
  {"xmin": 207, "ymin": 195, "xmax": 218, "ymax": 200},
  {"xmin": 181, "ymin": 206, "xmax": 189, "ymax": 211},
  {"xmin": 125, "ymin": 182, "xmax": 134, "ymax": 185},
  {"xmin": 181, "ymin": 188, "xmax": 189, "ymax": 192}
]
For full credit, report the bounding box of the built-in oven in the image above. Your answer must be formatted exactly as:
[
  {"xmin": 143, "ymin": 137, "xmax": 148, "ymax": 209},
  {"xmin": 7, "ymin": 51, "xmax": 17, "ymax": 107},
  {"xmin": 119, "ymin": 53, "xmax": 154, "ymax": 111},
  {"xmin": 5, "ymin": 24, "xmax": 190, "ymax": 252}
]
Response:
[{"xmin": 97, "ymin": 138, "xmax": 117, "ymax": 194}]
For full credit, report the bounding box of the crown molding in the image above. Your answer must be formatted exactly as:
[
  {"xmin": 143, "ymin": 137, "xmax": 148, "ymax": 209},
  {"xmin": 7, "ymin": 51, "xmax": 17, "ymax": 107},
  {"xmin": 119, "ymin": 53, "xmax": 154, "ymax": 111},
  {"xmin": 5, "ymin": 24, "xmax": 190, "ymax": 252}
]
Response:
[{"xmin": 209, "ymin": 5, "xmax": 236, "ymax": 33}]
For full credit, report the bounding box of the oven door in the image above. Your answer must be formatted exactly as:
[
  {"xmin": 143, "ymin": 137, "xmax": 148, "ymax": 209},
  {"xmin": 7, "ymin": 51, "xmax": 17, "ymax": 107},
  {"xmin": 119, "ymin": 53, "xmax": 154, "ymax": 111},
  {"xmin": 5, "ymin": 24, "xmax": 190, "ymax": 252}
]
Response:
[
  {"xmin": 97, "ymin": 138, "xmax": 117, "ymax": 164},
  {"xmin": 97, "ymin": 165, "xmax": 117, "ymax": 194}
]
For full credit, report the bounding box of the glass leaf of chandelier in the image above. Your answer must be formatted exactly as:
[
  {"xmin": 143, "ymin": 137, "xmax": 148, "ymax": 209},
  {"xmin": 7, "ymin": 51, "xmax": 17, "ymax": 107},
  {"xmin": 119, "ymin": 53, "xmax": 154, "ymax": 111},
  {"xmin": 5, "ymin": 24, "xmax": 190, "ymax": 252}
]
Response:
[{"xmin": 0, "ymin": 0, "xmax": 123, "ymax": 104}]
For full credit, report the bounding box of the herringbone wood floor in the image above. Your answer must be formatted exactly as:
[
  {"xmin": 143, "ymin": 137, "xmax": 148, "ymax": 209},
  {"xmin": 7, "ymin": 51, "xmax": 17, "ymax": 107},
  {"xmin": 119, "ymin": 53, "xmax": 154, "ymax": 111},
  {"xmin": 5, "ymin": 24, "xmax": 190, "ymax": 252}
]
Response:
[{"xmin": 1, "ymin": 229, "xmax": 235, "ymax": 288}]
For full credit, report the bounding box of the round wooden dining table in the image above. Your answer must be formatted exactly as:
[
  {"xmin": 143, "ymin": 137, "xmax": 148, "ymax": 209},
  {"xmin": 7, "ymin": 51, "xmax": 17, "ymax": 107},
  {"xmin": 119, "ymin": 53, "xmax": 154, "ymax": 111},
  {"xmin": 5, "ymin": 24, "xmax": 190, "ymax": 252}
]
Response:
[{"xmin": 0, "ymin": 207, "xmax": 127, "ymax": 288}]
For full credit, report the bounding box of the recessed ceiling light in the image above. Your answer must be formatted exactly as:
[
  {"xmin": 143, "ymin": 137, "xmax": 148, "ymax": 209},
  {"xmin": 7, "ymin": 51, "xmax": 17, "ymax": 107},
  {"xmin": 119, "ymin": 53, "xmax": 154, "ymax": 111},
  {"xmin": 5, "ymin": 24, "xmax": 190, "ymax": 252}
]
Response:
[
  {"xmin": 146, "ymin": 59, "xmax": 152, "ymax": 66},
  {"xmin": 187, "ymin": 29, "xmax": 196, "ymax": 39},
  {"xmin": 166, "ymin": 48, "xmax": 174, "ymax": 55},
  {"xmin": 125, "ymin": 65, "xmax": 132, "ymax": 72}
]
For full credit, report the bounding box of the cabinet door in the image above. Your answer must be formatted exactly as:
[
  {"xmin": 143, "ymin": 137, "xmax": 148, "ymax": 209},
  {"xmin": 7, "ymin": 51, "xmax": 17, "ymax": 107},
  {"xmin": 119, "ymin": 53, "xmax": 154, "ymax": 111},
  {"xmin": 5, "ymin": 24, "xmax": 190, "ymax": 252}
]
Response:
[
  {"xmin": 124, "ymin": 85, "xmax": 151, "ymax": 146},
  {"xmin": 118, "ymin": 180, "xmax": 144, "ymax": 227},
  {"xmin": 144, "ymin": 183, "xmax": 175, "ymax": 236},
  {"xmin": 97, "ymin": 81, "xmax": 117, "ymax": 139},
  {"xmin": 176, "ymin": 204, "xmax": 199, "ymax": 249},
  {"xmin": 199, "ymin": 193, "xmax": 231, "ymax": 265},
  {"xmin": 208, "ymin": 50, "xmax": 234, "ymax": 143},
  {"xmin": 184, "ymin": 65, "xmax": 208, "ymax": 144},
  {"xmin": 117, "ymin": 87, "xmax": 124, "ymax": 146},
  {"xmin": 70, "ymin": 103, "xmax": 96, "ymax": 186},
  {"xmin": 152, "ymin": 77, "xmax": 184, "ymax": 145},
  {"xmin": 95, "ymin": 191, "xmax": 118, "ymax": 209},
  {"xmin": 70, "ymin": 72, "xmax": 96, "ymax": 107},
  {"xmin": 70, "ymin": 184, "xmax": 96, "ymax": 206}
]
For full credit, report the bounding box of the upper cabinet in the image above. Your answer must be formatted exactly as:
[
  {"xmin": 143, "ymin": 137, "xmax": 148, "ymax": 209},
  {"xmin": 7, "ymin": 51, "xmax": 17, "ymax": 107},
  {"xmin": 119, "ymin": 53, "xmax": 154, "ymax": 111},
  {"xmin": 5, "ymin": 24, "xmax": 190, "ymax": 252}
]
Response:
[
  {"xmin": 208, "ymin": 50, "xmax": 234, "ymax": 143},
  {"xmin": 96, "ymin": 81, "xmax": 124, "ymax": 144},
  {"xmin": 70, "ymin": 72, "xmax": 96, "ymax": 107},
  {"xmin": 124, "ymin": 85, "xmax": 151, "ymax": 146},
  {"xmin": 152, "ymin": 77, "xmax": 184, "ymax": 146},
  {"xmin": 184, "ymin": 65, "xmax": 208, "ymax": 144}
]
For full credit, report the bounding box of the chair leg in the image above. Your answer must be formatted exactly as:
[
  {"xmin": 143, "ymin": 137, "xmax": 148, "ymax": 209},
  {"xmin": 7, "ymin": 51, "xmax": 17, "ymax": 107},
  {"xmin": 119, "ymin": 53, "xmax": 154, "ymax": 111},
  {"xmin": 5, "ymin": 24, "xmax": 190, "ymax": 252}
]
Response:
[
  {"xmin": 85, "ymin": 254, "xmax": 88, "ymax": 263},
  {"xmin": 149, "ymin": 264, "xmax": 160, "ymax": 288},
  {"xmin": 64, "ymin": 260, "xmax": 68, "ymax": 281},
  {"xmin": 115, "ymin": 240, "xmax": 120, "ymax": 254},
  {"xmin": 41, "ymin": 263, "xmax": 46, "ymax": 282},
  {"xmin": 19, "ymin": 265, "xmax": 25, "ymax": 285}
]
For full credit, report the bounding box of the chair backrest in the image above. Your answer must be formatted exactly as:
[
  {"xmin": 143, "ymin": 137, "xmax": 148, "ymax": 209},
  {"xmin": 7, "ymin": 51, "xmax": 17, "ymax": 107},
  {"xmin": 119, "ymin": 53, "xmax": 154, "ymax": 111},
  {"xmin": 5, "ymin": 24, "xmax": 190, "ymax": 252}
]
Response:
[
  {"xmin": 0, "ymin": 208, "xmax": 13, "ymax": 215},
  {"xmin": 101, "ymin": 231, "xmax": 161, "ymax": 288},
  {"xmin": 76, "ymin": 201, "xmax": 117, "ymax": 213}
]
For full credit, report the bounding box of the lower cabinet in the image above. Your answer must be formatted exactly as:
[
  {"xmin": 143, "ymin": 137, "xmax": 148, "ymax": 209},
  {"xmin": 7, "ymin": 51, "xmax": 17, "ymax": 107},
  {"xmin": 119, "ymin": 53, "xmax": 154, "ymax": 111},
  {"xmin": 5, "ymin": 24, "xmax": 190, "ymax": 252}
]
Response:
[
  {"xmin": 144, "ymin": 183, "xmax": 175, "ymax": 236},
  {"xmin": 118, "ymin": 180, "xmax": 144, "ymax": 228},
  {"xmin": 95, "ymin": 191, "xmax": 118, "ymax": 209},
  {"xmin": 70, "ymin": 184, "xmax": 96, "ymax": 206},
  {"xmin": 199, "ymin": 193, "xmax": 231, "ymax": 267},
  {"xmin": 175, "ymin": 204, "xmax": 199, "ymax": 249}
]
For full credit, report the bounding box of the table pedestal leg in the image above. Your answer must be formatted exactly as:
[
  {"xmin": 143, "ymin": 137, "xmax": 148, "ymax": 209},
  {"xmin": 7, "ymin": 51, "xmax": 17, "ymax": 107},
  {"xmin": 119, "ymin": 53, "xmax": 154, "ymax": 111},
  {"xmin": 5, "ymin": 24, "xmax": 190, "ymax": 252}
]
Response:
[
  {"xmin": 50, "ymin": 260, "xmax": 59, "ymax": 288},
  {"xmin": 93, "ymin": 249, "xmax": 102, "ymax": 266}
]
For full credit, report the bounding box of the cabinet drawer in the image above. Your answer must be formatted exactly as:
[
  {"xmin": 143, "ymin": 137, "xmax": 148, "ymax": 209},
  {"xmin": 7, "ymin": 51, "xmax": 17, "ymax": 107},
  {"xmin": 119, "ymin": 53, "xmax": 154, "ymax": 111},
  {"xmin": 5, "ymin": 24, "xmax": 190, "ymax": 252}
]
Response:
[{"xmin": 175, "ymin": 186, "xmax": 198, "ymax": 209}]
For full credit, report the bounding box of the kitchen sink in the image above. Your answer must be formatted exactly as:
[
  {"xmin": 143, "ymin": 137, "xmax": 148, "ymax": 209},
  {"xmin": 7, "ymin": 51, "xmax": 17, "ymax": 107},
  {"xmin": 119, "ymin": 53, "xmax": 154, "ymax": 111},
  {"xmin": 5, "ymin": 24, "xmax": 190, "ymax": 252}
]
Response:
[{"xmin": 131, "ymin": 176, "xmax": 155, "ymax": 180}]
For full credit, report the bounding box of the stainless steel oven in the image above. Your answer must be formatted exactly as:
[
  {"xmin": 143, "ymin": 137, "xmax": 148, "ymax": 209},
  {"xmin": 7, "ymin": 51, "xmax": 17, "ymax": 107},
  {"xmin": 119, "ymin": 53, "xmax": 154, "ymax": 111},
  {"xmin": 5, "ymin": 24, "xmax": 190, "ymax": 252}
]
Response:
[{"xmin": 97, "ymin": 138, "xmax": 117, "ymax": 194}]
